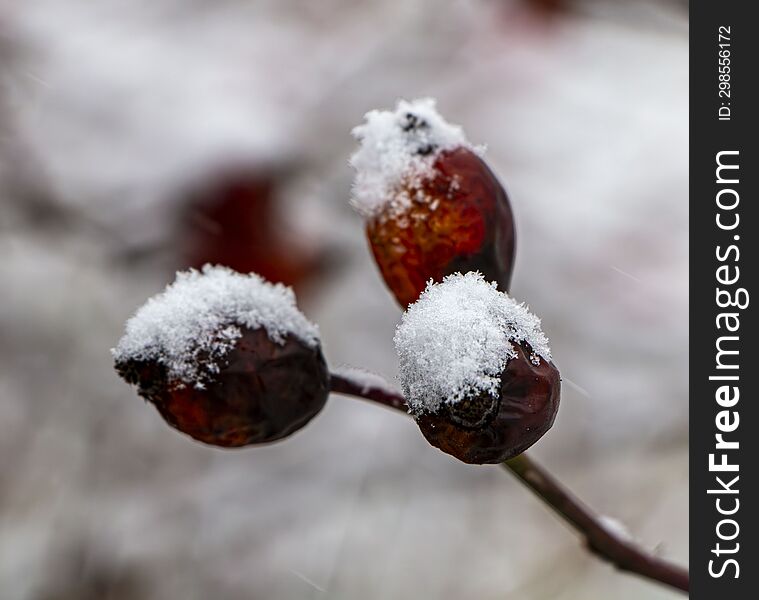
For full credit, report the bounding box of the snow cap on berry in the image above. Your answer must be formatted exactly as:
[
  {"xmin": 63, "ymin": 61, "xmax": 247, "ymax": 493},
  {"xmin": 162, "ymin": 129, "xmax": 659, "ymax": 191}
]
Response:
[
  {"xmin": 112, "ymin": 265, "xmax": 319, "ymax": 388},
  {"xmin": 394, "ymin": 272, "xmax": 551, "ymax": 416},
  {"xmin": 349, "ymin": 98, "xmax": 479, "ymax": 218}
]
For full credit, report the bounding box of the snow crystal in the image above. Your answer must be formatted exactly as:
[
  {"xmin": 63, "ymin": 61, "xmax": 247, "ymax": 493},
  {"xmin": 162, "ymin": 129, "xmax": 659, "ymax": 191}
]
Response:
[
  {"xmin": 112, "ymin": 265, "xmax": 319, "ymax": 387},
  {"xmin": 349, "ymin": 98, "xmax": 479, "ymax": 219},
  {"xmin": 393, "ymin": 272, "xmax": 551, "ymax": 415}
]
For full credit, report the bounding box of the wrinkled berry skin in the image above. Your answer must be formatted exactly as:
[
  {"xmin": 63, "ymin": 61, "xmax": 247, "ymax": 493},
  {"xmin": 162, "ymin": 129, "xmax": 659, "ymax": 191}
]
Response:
[
  {"xmin": 367, "ymin": 147, "xmax": 515, "ymax": 307},
  {"xmin": 115, "ymin": 327, "xmax": 329, "ymax": 447},
  {"xmin": 415, "ymin": 344, "xmax": 560, "ymax": 464}
]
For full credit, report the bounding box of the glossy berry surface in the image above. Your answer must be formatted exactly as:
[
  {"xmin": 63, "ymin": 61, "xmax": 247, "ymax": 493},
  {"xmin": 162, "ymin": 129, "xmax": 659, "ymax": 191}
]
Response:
[
  {"xmin": 367, "ymin": 147, "xmax": 515, "ymax": 307},
  {"xmin": 415, "ymin": 343, "xmax": 560, "ymax": 464},
  {"xmin": 116, "ymin": 327, "xmax": 329, "ymax": 447}
]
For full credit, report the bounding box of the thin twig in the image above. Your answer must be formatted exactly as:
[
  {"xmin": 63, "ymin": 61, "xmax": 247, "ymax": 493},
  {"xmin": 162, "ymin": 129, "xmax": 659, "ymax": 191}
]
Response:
[
  {"xmin": 329, "ymin": 369, "xmax": 408, "ymax": 413},
  {"xmin": 503, "ymin": 454, "xmax": 688, "ymax": 593},
  {"xmin": 329, "ymin": 371, "xmax": 689, "ymax": 594}
]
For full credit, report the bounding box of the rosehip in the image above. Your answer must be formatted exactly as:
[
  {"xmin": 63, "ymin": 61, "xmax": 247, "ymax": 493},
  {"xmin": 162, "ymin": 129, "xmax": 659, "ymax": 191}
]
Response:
[
  {"xmin": 350, "ymin": 98, "xmax": 515, "ymax": 307},
  {"xmin": 394, "ymin": 272, "xmax": 560, "ymax": 464},
  {"xmin": 415, "ymin": 343, "xmax": 560, "ymax": 464},
  {"xmin": 181, "ymin": 170, "xmax": 325, "ymax": 288},
  {"xmin": 112, "ymin": 265, "xmax": 328, "ymax": 447}
]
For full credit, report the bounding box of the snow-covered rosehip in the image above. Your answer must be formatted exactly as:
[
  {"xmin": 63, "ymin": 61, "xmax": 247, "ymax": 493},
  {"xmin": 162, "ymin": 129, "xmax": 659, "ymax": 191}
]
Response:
[
  {"xmin": 394, "ymin": 272, "xmax": 560, "ymax": 464},
  {"xmin": 350, "ymin": 98, "xmax": 515, "ymax": 307},
  {"xmin": 112, "ymin": 265, "xmax": 328, "ymax": 447}
]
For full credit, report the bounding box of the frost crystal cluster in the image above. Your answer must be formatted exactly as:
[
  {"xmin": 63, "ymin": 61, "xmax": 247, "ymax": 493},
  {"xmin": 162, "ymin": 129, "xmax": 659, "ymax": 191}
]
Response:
[
  {"xmin": 112, "ymin": 265, "xmax": 319, "ymax": 387},
  {"xmin": 394, "ymin": 272, "xmax": 551, "ymax": 415},
  {"xmin": 349, "ymin": 97, "xmax": 478, "ymax": 218}
]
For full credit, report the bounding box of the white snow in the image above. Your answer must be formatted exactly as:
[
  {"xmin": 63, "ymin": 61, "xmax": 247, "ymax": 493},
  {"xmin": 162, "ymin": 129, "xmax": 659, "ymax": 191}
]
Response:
[
  {"xmin": 331, "ymin": 365, "xmax": 394, "ymax": 394},
  {"xmin": 393, "ymin": 272, "xmax": 551, "ymax": 415},
  {"xmin": 349, "ymin": 98, "xmax": 478, "ymax": 219},
  {"xmin": 599, "ymin": 515, "xmax": 634, "ymax": 542},
  {"xmin": 112, "ymin": 264, "xmax": 319, "ymax": 387}
]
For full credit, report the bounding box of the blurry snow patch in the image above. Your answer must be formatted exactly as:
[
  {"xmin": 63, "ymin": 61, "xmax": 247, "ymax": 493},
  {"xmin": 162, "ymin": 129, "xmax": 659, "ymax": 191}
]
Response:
[
  {"xmin": 599, "ymin": 515, "xmax": 634, "ymax": 542},
  {"xmin": 332, "ymin": 365, "xmax": 394, "ymax": 394},
  {"xmin": 349, "ymin": 97, "xmax": 478, "ymax": 219},
  {"xmin": 394, "ymin": 272, "xmax": 550, "ymax": 415},
  {"xmin": 112, "ymin": 264, "xmax": 319, "ymax": 387}
]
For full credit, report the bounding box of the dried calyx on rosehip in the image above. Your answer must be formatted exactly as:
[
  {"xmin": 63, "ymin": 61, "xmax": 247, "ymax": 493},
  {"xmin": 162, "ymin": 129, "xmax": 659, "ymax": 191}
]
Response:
[
  {"xmin": 394, "ymin": 272, "xmax": 560, "ymax": 464},
  {"xmin": 349, "ymin": 98, "xmax": 515, "ymax": 307},
  {"xmin": 112, "ymin": 265, "xmax": 328, "ymax": 447}
]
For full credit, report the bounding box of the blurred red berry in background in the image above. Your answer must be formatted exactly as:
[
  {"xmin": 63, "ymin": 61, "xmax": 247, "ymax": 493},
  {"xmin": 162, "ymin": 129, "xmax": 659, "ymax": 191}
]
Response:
[{"xmin": 181, "ymin": 170, "xmax": 326, "ymax": 289}]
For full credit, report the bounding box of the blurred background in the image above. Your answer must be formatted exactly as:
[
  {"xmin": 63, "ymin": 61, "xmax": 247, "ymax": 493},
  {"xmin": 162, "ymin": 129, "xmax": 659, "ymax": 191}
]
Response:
[{"xmin": 0, "ymin": 0, "xmax": 687, "ymax": 598}]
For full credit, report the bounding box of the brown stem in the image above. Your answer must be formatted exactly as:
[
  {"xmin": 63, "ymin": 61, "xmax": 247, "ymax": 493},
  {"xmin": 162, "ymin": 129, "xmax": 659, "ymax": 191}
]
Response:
[
  {"xmin": 329, "ymin": 370, "xmax": 689, "ymax": 594},
  {"xmin": 503, "ymin": 454, "xmax": 688, "ymax": 593},
  {"xmin": 329, "ymin": 369, "xmax": 409, "ymax": 413}
]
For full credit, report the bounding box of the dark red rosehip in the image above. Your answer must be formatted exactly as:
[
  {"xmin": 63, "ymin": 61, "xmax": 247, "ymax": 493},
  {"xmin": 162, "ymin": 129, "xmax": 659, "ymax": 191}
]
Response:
[
  {"xmin": 181, "ymin": 170, "xmax": 326, "ymax": 288},
  {"xmin": 115, "ymin": 327, "xmax": 329, "ymax": 447},
  {"xmin": 415, "ymin": 343, "xmax": 560, "ymax": 464},
  {"xmin": 367, "ymin": 146, "xmax": 515, "ymax": 307},
  {"xmin": 394, "ymin": 272, "xmax": 559, "ymax": 465}
]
